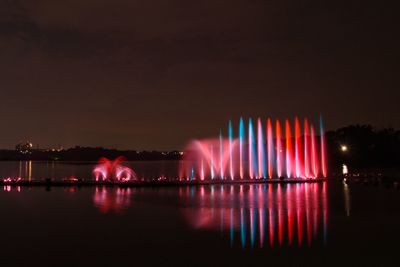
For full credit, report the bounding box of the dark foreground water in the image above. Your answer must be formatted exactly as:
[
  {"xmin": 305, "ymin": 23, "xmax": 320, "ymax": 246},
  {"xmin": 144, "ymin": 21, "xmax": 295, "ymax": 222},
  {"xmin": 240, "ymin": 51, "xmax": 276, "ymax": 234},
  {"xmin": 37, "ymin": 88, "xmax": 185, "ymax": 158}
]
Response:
[{"xmin": 0, "ymin": 162, "xmax": 399, "ymax": 266}]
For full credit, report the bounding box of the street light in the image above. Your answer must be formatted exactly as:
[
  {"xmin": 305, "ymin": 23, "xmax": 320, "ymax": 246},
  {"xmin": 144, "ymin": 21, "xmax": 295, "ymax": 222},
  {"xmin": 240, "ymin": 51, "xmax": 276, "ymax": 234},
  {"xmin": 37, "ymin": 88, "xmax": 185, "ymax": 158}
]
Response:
[{"xmin": 340, "ymin": 145, "xmax": 348, "ymax": 152}]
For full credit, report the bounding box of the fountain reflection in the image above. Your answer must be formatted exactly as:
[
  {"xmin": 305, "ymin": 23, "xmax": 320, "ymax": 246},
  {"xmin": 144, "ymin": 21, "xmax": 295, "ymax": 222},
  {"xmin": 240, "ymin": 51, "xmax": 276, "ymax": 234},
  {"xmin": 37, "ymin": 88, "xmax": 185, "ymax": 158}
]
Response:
[
  {"xmin": 181, "ymin": 183, "xmax": 328, "ymax": 248},
  {"xmin": 93, "ymin": 187, "xmax": 132, "ymax": 214},
  {"xmin": 343, "ymin": 181, "xmax": 351, "ymax": 217},
  {"xmin": 3, "ymin": 185, "xmax": 21, "ymax": 192},
  {"xmin": 17, "ymin": 161, "xmax": 32, "ymax": 181}
]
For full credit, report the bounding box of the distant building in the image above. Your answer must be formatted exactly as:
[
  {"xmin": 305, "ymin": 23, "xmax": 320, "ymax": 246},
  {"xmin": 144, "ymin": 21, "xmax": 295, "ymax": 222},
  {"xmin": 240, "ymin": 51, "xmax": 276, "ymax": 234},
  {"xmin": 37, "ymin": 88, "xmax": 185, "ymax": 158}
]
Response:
[{"xmin": 16, "ymin": 141, "xmax": 33, "ymax": 154}]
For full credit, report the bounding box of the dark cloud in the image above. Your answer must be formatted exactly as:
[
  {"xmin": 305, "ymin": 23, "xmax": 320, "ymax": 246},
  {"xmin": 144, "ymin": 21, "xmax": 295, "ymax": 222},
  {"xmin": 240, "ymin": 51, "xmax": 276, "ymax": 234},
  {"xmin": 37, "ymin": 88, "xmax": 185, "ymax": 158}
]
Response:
[{"xmin": 0, "ymin": 0, "xmax": 399, "ymax": 150}]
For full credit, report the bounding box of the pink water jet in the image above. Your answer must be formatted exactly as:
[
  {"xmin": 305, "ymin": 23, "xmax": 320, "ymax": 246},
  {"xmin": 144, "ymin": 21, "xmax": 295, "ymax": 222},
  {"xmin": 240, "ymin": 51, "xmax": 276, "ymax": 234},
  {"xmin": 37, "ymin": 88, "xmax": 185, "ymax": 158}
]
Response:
[
  {"xmin": 267, "ymin": 118, "xmax": 274, "ymax": 179},
  {"xmin": 304, "ymin": 119, "xmax": 310, "ymax": 178},
  {"xmin": 179, "ymin": 139, "xmax": 239, "ymax": 181},
  {"xmin": 276, "ymin": 120, "xmax": 283, "ymax": 178},
  {"xmin": 93, "ymin": 157, "xmax": 136, "ymax": 182},
  {"xmin": 295, "ymin": 117, "xmax": 304, "ymax": 178},
  {"xmin": 285, "ymin": 119, "xmax": 294, "ymax": 178},
  {"xmin": 180, "ymin": 116, "xmax": 328, "ymax": 180}
]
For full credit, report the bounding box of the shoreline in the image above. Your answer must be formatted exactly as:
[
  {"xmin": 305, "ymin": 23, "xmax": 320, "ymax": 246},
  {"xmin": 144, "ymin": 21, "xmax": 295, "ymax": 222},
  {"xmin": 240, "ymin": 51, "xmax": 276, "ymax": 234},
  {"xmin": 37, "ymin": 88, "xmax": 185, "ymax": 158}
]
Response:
[{"xmin": 0, "ymin": 178, "xmax": 328, "ymax": 188}]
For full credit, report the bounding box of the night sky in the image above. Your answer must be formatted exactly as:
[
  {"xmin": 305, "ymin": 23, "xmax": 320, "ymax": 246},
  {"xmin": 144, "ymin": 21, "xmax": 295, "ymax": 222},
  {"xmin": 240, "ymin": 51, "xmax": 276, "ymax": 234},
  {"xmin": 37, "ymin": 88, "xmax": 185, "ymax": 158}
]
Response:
[{"xmin": 0, "ymin": 0, "xmax": 399, "ymax": 150}]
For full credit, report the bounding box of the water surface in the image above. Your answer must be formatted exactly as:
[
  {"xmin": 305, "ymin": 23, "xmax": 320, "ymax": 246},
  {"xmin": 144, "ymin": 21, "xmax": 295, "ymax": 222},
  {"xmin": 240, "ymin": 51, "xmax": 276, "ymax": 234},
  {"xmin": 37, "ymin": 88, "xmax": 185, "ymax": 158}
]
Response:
[{"xmin": 0, "ymin": 162, "xmax": 399, "ymax": 266}]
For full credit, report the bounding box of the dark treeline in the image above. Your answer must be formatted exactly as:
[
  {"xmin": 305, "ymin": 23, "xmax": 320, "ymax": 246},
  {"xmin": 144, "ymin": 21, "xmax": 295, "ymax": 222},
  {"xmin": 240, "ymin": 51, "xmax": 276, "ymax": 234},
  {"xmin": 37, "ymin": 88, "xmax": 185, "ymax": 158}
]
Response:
[
  {"xmin": 326, "ymin": 125, "xmax": 400, "ymax": 170},
  {"xmin": 0, "ymin": 147, "xmax": 181, "ymax": 161}
]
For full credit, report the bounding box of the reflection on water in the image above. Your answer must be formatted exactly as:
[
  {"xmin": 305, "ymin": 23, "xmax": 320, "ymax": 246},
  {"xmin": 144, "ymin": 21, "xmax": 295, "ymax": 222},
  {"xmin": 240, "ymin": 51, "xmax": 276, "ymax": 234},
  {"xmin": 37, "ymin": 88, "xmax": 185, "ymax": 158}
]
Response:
[
  {"xmin": 1, "ymin": 178, "xmax": 354, "ymax": 251},
  {"xmin": 1, "ymin": 179, "xmax": 399, "ymax": 266},
  {"xmin": 0, "ymin": 161, "xmax": 180, "ymax": 181},
  {"xmin": 17, "ymin": 161, "xmax": 32, "ymax": 181},
  {"xmin": 1, "ymin": 181, "xmax": 331, "ymax": 249},
  {"xmin": 180, "ymin": 183, "xmax": 329, "ymax": 248},
  {"xmin": 93, "ymin": 187, "xmax": 132, "ymax": 214},
  {"xmin": 343, "ymin": 182, "xmax": 351, "ymax": 217},
  {"xmin": 3, "ymin": 185, "xmax": 21, "ymax": 192}
]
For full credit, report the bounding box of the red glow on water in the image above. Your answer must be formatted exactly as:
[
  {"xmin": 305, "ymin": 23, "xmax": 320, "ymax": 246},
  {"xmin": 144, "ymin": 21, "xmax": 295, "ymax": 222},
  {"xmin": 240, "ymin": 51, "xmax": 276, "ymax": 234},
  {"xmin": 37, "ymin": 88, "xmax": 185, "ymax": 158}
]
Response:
[
  {"xmin": 259, "ymin": 207, "xmax": 264, "ymax": 248},
  {"xmin": 250, "ymin": 207, "xmax": 255, "ymax": 246},
  {"xmin": 3, "ymin": 185, "xmax": 11, "ymax": 192},
  {"xmin": 312, "ymin": 184, "xmax": 319, "ymax": 237},
  {"xmin": 268, "ymin": 184, "xmax": 274, "ymax": 247},
  {"xmin": 257, "ymin": 185, "xmax": 265, "ymax": 247},
  {"xmin": 305, "ymin": 183, "xmax": 312, "ymax": 246},
  {"xmin": 322, "ymin": 182, "xmax": 328, "ymax": 244},
  {"xmin": 296, "ymin": 185, "xmax": 303, "ymax": 246},
  {"xmin": 277, "ymin": 185, "xmax": 283, "ymax": 246},
  {"xmin": 181, "ymin": 184, "xmax": 329, "ymax": 248},
  {"xmin": 287, "ymin": 185, "xmax": 294, "ymax": 245},
  {"xmin": 93, "ymin": 187, "xmax": 132, "ymax": 214}
]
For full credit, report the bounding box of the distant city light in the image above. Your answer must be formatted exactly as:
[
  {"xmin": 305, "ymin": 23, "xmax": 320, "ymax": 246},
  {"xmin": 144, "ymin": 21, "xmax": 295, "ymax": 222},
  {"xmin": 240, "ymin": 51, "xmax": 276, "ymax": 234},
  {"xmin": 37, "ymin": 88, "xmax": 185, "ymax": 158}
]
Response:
[{"xmin": 16, "ymin": 141, "xmax": 34, "ymax": 154}]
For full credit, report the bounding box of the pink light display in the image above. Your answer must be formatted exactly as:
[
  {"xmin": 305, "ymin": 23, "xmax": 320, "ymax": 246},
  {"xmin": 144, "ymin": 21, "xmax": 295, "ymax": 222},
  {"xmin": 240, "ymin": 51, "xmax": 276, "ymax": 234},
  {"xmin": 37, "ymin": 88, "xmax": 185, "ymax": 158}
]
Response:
[
  {"xmin": 93, "ymin": 157, "xmax": 136, "ymax": 182},
  {"xmin": 180, "ymin": 117, "xmax": 327, "ymax": 180}
]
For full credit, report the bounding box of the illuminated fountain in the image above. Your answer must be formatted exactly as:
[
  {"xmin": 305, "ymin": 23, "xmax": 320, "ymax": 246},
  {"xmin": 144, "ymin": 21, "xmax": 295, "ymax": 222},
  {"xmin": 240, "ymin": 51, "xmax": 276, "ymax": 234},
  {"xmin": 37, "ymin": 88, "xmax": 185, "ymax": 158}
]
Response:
[
  {"xmin": 93, "ymin": 157, "xmax": 136, "ymax": 182},
  {"xmin": 180, "ymin": 116, "xmax": 327, "ymax": 180}
]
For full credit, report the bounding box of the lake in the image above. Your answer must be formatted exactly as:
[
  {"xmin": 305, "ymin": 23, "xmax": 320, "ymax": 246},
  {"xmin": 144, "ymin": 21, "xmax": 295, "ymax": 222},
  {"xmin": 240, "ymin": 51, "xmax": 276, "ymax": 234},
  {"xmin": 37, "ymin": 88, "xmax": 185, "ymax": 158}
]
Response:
[
  {"xmin": 0, "ymin": 161, "xmax": 399, "ymax": 266},
  {"xmin": 0, "ymin": 160, "xmax": 180, "ymax": 181}
]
